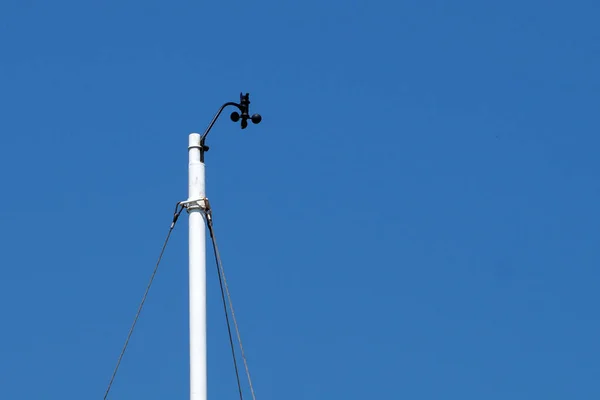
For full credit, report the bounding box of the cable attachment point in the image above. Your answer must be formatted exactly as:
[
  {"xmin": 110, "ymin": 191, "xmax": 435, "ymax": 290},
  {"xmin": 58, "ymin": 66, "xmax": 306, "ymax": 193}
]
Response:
[
  {"xmin": 171, "ymin": 202, "xmax": 185, "ymax": 228},
  {"xmin": 180, "ymin": 197, "xmax": 210, "ymax": 212}
]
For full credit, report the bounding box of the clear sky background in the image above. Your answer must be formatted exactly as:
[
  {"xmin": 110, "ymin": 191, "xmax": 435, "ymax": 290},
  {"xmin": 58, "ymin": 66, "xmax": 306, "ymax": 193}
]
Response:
[{"xmin": 1, "ymin": 0, "xmax": 599, "ymax": 399}]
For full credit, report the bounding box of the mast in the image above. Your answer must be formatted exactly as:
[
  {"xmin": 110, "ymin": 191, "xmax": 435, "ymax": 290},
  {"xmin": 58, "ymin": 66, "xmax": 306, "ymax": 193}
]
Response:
[
  {"xmin": 186, "ymin": 93, "xmax": 261, "ymax": 400},
  {"xmin": 103, "ymin": 94, "xmax": 260, "ymax": 400},
  {"xmin": 188, "ymin": 132, "xmax": 207, "ymax": 400}
]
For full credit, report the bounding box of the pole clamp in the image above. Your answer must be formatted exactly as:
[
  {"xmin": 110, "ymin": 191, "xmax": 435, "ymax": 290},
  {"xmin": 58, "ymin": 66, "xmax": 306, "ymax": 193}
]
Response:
[{"xmin": 180, "ymin": 197, "xmax": 211, "ymax": 212}]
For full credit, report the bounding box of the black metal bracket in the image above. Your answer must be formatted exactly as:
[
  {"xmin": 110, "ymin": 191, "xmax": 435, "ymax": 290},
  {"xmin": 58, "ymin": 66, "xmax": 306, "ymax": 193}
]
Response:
[{"xmin": 199, "ymin": 92, "xmax": 262, "ymax": 161}]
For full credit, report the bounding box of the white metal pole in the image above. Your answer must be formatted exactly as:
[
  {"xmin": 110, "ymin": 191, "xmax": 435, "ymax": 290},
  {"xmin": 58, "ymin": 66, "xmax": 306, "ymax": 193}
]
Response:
[{"xmin": 188, "ymin": 133, "xmax": 207, "ymax": 400}]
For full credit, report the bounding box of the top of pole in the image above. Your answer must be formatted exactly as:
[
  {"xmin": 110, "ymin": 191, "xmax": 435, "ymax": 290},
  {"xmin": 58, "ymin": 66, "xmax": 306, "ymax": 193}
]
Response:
[{"xmin": 189, "ymin": 133, "xmax": 202, "ymax": 150}]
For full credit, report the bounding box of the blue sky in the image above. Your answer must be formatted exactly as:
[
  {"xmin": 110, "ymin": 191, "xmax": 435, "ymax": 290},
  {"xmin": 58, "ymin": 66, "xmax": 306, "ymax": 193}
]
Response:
[{"xmin": 1, "ymin": 0, "xmax": 599, "ymax": 398}]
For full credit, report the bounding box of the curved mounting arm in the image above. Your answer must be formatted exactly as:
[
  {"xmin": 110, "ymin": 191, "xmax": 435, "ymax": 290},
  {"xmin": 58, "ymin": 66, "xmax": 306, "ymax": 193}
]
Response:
[
  {"xmin": 200, "ymin": 101, "xmax": 240, "ymax": 142},
  {"xmin": 198, "ymin": 93, "xmax": 262, "ymax": 161}
]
